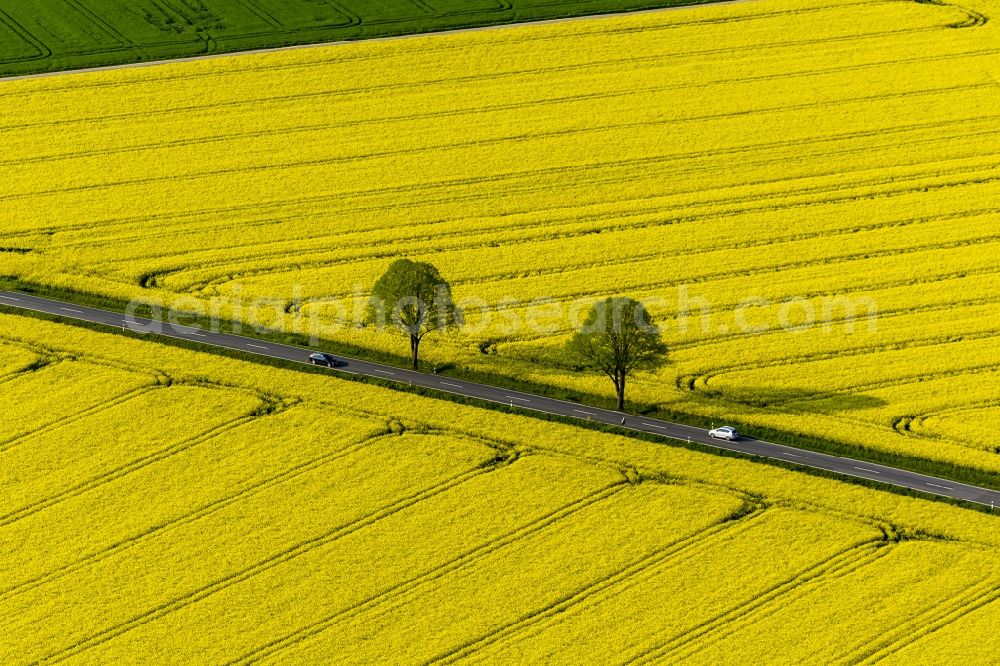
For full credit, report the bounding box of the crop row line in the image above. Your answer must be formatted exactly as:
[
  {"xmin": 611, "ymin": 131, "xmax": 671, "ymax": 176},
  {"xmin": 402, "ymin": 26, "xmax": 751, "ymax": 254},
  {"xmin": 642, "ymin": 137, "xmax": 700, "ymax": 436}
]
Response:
[
  {"xmin": 686, "ymin": 326, "xmax": 1000, "ymax": 395},
  {"xmin": 19, "ymin": 104, "xmax": 998, "ymax": 245},
  {"xmin": 7, "ymin": 42, "xmax": 996, "ymax": 170},
  {"xmin": 185, "ymin": 205, "xmax": 1000, "ymax": 299}
]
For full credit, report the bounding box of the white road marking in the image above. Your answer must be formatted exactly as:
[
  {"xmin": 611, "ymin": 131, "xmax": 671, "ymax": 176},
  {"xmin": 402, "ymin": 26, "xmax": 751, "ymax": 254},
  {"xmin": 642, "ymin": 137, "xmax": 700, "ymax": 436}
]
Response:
[
  {"xmin": 373, "ymin": 369, "xmax": 396, "ymax": 376},
  {"xmin": 853, "ymin": 466, "xmax": 880, "ymax": 475},
  {"xmin": 122, "ymin": 322, "xmax": 150, "ymax": 334},
  {"xmin": 441, "ymin": 382, "xmax": 463, "ymax": 389},
  {"xmin": 925, "ymin": 482, "xmax": 953, "ymax": 491},
  {"xmin": 0, "ymin": 295, "xmax": 20, "ymax": 301},
  {"xmin": 247, "ymin": 344, "xmax": 268, "ymax": 350},
  {"xmin": 643, "ymin": 423, "xmax": 668, "ymax": 430},
  {"xmin": 780, "ymin": 452, "xmax": 803, "ymax": 458},
  {"xmin": 60, "ymin": 307, "xmax": 84, "ymax": 314},
  {"xmin": 574, "ymin": 409, "xmax": 595, "ymax": 416},
  {"xmin": 506, "ymin": 396, "xmax": 530, "ymax": 402}
]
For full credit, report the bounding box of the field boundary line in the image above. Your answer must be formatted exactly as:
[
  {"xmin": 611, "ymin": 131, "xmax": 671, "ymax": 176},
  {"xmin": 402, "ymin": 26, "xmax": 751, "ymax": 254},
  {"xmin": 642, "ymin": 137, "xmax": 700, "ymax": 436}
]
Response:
[
  {"xmin": 0, "ymin": 14, "xmax": 934, "ymax": 108},
  {"xmin": 0, "ymin": 0, "xmax": 885, "ymax": 86},
  {"xmin": 7, "ymin": 289, "xmax": 1000, "ymax": 507},
  {"xmin": 0, "ymin": 0, "xmax": 936, "ymax": 93}
]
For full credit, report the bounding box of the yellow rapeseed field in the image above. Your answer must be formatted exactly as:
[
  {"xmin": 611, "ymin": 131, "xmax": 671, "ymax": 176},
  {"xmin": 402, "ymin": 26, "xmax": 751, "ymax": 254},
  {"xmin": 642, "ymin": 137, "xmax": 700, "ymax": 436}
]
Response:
[
  {"xmin": 1, "ymin": 313, "xmax": 1000, "ymax": 663},
  {"xmin": 2, "ymin": 0, "xmax": 1000, "ymax": 474}
]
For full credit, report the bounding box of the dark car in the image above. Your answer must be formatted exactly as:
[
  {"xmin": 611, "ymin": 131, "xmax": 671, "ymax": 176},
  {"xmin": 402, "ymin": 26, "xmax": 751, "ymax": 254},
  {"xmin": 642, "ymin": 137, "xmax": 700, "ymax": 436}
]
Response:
[{"xmin": 308, "ymin": 352, "xmax": 344, "ymax": 368}]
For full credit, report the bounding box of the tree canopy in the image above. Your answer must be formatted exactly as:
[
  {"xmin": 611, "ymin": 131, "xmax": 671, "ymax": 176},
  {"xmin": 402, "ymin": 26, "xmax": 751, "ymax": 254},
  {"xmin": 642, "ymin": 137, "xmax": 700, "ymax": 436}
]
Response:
[
  {"xmin": 366, "ymin": 259, "xmax": 459, "ymax": 369},
  {"xmin": 566, "ymin": 297, "xmax": 668, "ymax": 410}
]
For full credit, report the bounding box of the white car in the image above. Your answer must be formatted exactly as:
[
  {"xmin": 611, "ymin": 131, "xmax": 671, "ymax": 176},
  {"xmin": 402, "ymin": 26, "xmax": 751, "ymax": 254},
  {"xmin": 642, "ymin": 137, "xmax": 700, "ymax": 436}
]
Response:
[{"xmin": 709, "ymin": 426, "xmax": 739, "ymax": 441}]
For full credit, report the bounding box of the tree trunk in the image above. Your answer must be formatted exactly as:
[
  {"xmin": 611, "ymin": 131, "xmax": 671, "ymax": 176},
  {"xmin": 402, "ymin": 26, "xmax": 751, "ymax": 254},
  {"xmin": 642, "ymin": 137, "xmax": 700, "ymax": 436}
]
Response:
[
  {"xmin": 410, "ymin": 335, "xmax": 420, "ymax": 370},
  {"xmin": 615, "ymin": 374, "xmax": 626, "ymax": 411}
]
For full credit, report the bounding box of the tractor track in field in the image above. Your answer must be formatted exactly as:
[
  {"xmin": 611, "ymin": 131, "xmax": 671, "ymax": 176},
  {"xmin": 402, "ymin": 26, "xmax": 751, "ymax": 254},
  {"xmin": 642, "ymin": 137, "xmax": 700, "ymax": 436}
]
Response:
[
  {"xmin": 40, "ymin": 458, "xmax": 507, "ymax": 663},
  {"xmin": 0, "ymin": 410, "xmax": 264, "ymax": 530},
  {"xmin": 7, "ymin": 38, "xmax": 999, "ymax": 165},
  {"xmin": 2, "ymin": 81, "xmax": 991, "ymax": 202},
  {"xmin": 837, "ymin": 577, "xmax": 1000, "ymax": 664},
  {"xmin": 0, "ymin": 427, "xmax": 388, "ymax": 602},
  {"xmin": 14, "ymin": 104, "xmax": 997, "ymax": 247},
  {"xmin": 0, "ymin": 383, "xmax": 159, "ymax": 455},
  {"xmin": 427, "ymin": 504, "xmax": 770, "ymax": 664},
  {"xmin": 65, "ymin": 121, "xmax": 1000, "ymax": 289},
  {"xmin": 225, "ymin": 480, "xmax": 637, "ymax": 665},
  {"xmin": 134, "ymin": 156, "xmax": 1000, "ymax": 298},
  {"xmin": 628, "ymin": 540, "xmax": 894, "ymax": 664}
]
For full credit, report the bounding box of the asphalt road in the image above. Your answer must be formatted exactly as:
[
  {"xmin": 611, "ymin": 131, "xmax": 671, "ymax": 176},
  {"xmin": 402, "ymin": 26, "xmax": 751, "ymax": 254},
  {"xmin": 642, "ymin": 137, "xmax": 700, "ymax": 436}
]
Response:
[{"xmin": 3, "ymin": 289, "xmax": 1000, "ymax": 508}]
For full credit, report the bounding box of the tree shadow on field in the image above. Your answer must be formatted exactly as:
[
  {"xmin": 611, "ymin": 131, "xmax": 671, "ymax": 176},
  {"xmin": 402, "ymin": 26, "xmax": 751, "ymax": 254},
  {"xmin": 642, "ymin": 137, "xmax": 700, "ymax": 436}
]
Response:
[{"xmin": 697, "ymin": 385, "xmax": 886, "ymax": 416}]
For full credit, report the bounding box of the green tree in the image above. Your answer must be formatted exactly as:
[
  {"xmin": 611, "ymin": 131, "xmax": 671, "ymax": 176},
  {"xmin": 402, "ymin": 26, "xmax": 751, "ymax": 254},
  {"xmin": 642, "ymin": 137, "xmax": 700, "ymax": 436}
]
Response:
[
  {"xmin": 366, "ymin": 259, "xmax": 459, "ymax": 369},
  {"xmin": 566, "ymin": 297, "xmax": 668, "ymax": 411}
]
